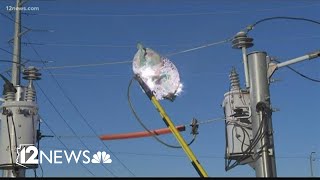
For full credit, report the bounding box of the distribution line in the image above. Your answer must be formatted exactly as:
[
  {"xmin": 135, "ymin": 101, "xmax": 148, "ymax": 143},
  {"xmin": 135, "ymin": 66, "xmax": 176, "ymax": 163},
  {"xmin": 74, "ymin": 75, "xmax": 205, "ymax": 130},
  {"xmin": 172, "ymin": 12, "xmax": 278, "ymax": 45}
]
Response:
[
  {"xmin": 32, "ymin": 3, "xmax": 320, "ymax": 17},
  {"xmin": 35, "ymin": 82, "xmax": 116, "ymax": 177},
  {"xmin": 24, "ymin": 37, "xmax": 118, "ymax": 177},
  {"xmin": 165, "ymin": 39, "xmax": 231, "ymax": 57},
  {"xmin": 25, "ymin": 36, "xmax": 135, "ymax": 177},
  {"xmin": 54, "ymin": 117, "xmax": 225, "ymax": 139},
  {"xmin": 40, "ymin": 117, "xmax": 96, "ymax": 177},
  {"xmin": 3, "ymin": 71, "xmax": 96, "ymax": 177},
  {"xmin": 41, "ymin": 38, "xmax": 231, "ymax": 70}
]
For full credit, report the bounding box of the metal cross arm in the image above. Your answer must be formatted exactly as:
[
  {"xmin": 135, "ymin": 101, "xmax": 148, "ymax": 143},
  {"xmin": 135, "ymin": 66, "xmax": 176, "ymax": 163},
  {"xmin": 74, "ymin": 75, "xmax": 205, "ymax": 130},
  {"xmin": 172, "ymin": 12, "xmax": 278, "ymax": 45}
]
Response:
[{"xmin": 268, "ymin": 50, "xmax": 320, "ymax": 79}]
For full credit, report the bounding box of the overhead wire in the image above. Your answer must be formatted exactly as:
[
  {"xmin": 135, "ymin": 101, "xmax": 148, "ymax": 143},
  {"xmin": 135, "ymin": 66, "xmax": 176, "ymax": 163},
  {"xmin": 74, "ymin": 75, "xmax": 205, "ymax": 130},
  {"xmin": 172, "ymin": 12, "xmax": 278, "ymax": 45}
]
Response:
[
  {"xmin": 242, "ymin": 16, "xmax": 320, "ymax": 83},
  {"xmin": 31, "ymin": 3, "xmax": 320, "ymax": 17},
  {"xmin": 273, "ymin": 59, "xmax": 320, "ymax": 83},
  {"xmin": 25, "ymin": 36, "xmax": 134, "ymax": 177},
  {"xmin": 40, "ymin": 38, "xmax": 232, "ymax": 70},
  {"xmin": 3, "ymin": 68, "xmax": 95, "ymax": 177},
  {"xmin": 28, "ymin": 54, "xmax": 117, "ymax": 177},
  {"xmin": 245, "ymin": 16, "xmax": 320, "ymax": 34},
  {"xmin": 40, "ymin": 116, "xmax": 96, "ymax": 177},
  {"xmin": 127, "ymin": 77, "xmax": 196, "ymax": 148},
  {"xmin": 127, "ymin": 77, "xmax": 225, "ymax": 148}
]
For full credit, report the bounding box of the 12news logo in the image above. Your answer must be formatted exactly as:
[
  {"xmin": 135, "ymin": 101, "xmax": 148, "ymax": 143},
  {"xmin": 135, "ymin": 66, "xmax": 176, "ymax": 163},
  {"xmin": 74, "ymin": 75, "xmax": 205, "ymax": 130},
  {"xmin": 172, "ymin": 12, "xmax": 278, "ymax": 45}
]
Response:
[{"xmin": 16, "ymin": 144, "xmax": 112, "ymax": 168}]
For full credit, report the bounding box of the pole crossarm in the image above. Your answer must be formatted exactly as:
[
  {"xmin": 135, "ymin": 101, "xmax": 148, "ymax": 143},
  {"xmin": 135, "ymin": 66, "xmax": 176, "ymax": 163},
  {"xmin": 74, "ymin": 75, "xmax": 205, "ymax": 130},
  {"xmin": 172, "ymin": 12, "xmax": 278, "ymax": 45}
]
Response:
[{"xmin": 268, "ymin": 50, "xmax": 320, "ymax": 79}]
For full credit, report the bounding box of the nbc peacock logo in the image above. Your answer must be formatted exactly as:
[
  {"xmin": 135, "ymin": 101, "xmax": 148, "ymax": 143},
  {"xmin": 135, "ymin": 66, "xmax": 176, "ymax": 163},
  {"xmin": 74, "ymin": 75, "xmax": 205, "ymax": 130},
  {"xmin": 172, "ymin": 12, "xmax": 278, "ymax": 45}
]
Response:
[{"xmin": 91, "ymin": 151, "xmax": 112, "ymax": 164}]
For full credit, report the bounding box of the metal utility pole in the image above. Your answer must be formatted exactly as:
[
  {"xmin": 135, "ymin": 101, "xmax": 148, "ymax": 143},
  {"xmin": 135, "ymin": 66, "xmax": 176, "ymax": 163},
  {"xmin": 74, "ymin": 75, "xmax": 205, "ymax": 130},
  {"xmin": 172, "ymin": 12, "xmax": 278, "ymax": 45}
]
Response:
[
  {"xmin": 0, "ymin": 0, "xmax": 41, "ymax": 177},
  {"xmin": 11, "ymin": 0, "xmax": 22, "ymax": 86},
  {"xmin": 310, "ymin": 152, "xmax": 316, "ymax": 177},
  {"xmin": 247, "ymin": 52, "xmax": 277, "ymax": 177}
]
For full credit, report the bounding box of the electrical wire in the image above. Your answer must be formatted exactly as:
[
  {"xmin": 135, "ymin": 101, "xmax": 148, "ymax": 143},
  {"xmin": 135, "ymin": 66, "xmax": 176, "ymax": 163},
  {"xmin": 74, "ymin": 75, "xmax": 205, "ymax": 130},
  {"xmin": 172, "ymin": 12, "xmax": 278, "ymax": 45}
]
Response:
[
  {"xmin": 42, "ymin": 60, "xmax": 132, "ymax": 70},
  {"xmin": 245, "ymin": 16, "xmax": 320, "ymax": 33},
  {"xmin": 3, "ymin": 68, "xmax": 95, "ymax": 177},
  {"xmin": 40, "ymin": 39, "xmax": 231, "ymax": 70},
  {"xmin": 25, "ymin": 36, "xmax": 133, "ymax": 177},
  {"xmin": 40, "ymin": 116, "xmax": 96, "ymax": 177},
  {"xmin": 35, "ymin": 82, "xmax": 116, "ymax": 177},
  {"xmin": 31, "ymin": 3, "xmax": 320, "ymax": 17},
  {"xmin": 165, "ymin": 39, "xmax": 231, "ymax": 57},
  {"xmin": 6, "ymin": 115, "xmax": 15, "ymax": 169},
  {"xmin": 127, "ymin": 77, "xmax": 197, "ymax": 148},
  {"xmin": 35, "ymin": 115, "xmax": 44, "ymax": 178},
  {"xmin": 273, "ymin": 59, "xmax": 320, "ymax": 83}
]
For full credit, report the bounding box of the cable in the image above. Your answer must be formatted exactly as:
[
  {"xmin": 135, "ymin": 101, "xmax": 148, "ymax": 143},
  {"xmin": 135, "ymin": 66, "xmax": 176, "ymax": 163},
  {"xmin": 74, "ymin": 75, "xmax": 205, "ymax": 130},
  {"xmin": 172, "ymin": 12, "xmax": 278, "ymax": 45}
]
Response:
[
  {"xmin": 25, "ymin": 37, "xmax": 131, "ymax": 177},
  {"xmin": 273, "ymin": 59, "xmax": 320, "ymax": 83},
  {"xmin": 35, "ymin": 82, "xmax": 116, "ymax": 177},
  {"xmin": 245, "ymin": 16, "xmax": 320, "ymax": 34},
  {"xmin": 40, "ymin": 116, "xmax": 96, "ymax": 177},
  {"xmin": 35, "ymin": 115, "xmax": 44, "ymax": 178},
  {"xmin": 127, "ymin": 77, "xmax": 196, "ymax": 148},
  {"xmin": 31, "ymin": 3, "xmax": 320, "ymax": 17},
  {"xmin": 39, "ymin": 37, "xmax": 232, "ymax": 71},
  {"xmin": 165, "ymin": 39, "xmax": 231, "ymax": 57},
  {"xmin": 42, "ymin": 60, "xmax": 132, "ymax": 70},
  {"xmin": 3, "ymin": 68, "xmax": 95, "ymax": 177},
  {"xmin": 6, "ymin": 115, "xmax": 15, "ymax": 168}
]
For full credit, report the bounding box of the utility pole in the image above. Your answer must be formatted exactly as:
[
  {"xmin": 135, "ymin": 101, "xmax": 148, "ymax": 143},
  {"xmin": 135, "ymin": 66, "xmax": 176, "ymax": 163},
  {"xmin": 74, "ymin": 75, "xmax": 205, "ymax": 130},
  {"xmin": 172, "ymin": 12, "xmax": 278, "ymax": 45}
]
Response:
[
  {"xmin": 11, "ymin": 0, "xmax": 22, "ymax": 86},
  {"xmin": 0, "ymin": 0, "xmax": 41, "ymax": 177},
  {"xmin": 247, "ymin": 51, "xmax": 277, "ymax": 177},
  {"xmin": 310, "ymin": 152, "xmax": 316, "ymax": 177}
]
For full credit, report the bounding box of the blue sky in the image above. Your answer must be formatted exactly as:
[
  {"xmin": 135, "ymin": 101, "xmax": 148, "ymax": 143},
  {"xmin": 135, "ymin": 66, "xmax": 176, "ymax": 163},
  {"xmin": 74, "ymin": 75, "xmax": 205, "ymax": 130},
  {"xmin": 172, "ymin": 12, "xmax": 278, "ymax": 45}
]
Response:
[{"xmin": 0, "ymin": 0, "xmax": 319, "ymax": 177}]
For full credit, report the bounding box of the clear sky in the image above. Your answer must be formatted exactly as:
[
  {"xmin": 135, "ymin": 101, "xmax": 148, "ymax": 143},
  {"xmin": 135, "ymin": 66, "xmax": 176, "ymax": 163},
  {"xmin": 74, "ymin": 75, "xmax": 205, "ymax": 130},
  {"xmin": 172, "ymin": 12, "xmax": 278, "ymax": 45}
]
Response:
[{"xmin": 0, "ymin": 0, "xmax": 319, "ymax": 177}]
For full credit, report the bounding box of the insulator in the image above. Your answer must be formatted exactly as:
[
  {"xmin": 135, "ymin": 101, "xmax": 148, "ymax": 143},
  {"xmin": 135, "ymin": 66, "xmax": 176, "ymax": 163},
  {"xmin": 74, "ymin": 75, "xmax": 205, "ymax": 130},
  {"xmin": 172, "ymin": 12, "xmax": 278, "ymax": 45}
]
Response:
[
  {"xmin": 229, "ymin": 68, "xmax": 240, "ymax": 90},
  {"xmin": 232, "ymin": 31, "xmax": 254, "ymax": 49},
  {"xmin": 25, "ymin": 88, "xmax": 36, "ymax": 102},
  {"xmin": 4, "ymin": 92, "xmax": 15, "ymax": 101},
  {"xmin": 23, "ymin": 66, "xmax": 41, "ymax": 81}
]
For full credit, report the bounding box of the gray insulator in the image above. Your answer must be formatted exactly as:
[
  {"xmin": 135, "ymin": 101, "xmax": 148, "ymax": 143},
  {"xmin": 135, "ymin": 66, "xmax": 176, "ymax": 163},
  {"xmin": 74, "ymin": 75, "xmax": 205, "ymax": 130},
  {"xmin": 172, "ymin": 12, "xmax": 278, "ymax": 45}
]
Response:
[
  {"xmin": 22, "ymin": 66, "xmax": 41, "ymax": 81},
  {"xmin": 232, "ymin": 31, "xmax": 254, "ymax": 49},
  {"xmin": 25, "ymin": 88, "xmax": 36, "ymax": 102},
  {"xmin": 4, "ymin": 92, "xmax": 15, "ymax": 101},
  {"xmin": 229, "ymin": 68, "xmax": 240, "ymax": 90},
  {"xmin": 23, "ymin": 67, "xmax": 41, "ymax": 102}
]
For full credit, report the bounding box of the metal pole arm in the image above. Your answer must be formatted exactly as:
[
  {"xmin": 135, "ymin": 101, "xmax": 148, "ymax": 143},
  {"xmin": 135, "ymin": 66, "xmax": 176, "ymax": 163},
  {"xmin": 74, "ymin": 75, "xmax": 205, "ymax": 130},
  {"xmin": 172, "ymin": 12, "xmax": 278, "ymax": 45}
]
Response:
[
  {"xmin": 277, "ymin": 50, "xmax": 320, "ymax": 68},
  {"xmin": 268, "ymin": 50, "xmax": 320, "ymax": 79}
]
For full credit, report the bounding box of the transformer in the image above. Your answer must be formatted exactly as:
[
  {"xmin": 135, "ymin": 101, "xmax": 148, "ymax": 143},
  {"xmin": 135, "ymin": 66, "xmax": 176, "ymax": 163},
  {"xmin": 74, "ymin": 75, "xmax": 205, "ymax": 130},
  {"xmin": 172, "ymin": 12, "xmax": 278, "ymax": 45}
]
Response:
[{"xmin": 222, "ymin": 68, "xmax": 253, "ymax": 164}]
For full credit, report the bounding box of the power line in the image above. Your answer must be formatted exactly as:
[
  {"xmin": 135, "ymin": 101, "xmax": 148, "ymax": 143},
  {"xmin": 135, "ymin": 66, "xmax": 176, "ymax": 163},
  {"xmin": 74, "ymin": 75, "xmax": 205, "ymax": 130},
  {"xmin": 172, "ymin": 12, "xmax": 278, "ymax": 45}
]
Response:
[
  {"xmin": 3, "ymin": 70, "xmax": 96, "ymax": 177},
  {"xmin": 40, "ymin": 38, "xmax": 231, "ymax": 70},
  {"xmin": 35, "ymin": 82, "xmax": 116, "ymax": 177},
  {"xmin": 165, "ymin": 39, "xmax": 231, "ymax": 57},
  {"xmin": 40, "ymin": 117, "xmax": 96, "ymax": 177},
  {"xmin": 42, "ymin": 60, "xmax": 132, "ymax": 70},
  {"xmin": 52, "ymin": 116, "xmax": 225, "ymax": 139},
  {"xmin": 245, "ymin": 16, "xmax": 320, "ymax": 34},
  {"xmin": 273, "ymin": 59, "xmax": 320, "ymax": 83},
  {"xmin": 25, "ymin": 43, "xmax": 117, "ymax": 177},
  {"xmin": 25, "ymin": 36, "xmax": 135, "ymax": 177},
  {"xmin": 31, "ymin": 3, "xmax": 320, "ymax": 17},
  {"xmin": 0, "ymin": 47, "xmax": 51, "ymax": 63}
]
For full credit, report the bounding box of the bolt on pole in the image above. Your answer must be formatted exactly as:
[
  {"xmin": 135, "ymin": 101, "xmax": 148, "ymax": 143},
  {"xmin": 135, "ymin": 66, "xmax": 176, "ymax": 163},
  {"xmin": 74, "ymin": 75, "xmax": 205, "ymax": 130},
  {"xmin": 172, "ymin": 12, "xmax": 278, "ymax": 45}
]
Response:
[{"xmin": 247, "ymin": 51, "xmax": 277, "ymax": 177}]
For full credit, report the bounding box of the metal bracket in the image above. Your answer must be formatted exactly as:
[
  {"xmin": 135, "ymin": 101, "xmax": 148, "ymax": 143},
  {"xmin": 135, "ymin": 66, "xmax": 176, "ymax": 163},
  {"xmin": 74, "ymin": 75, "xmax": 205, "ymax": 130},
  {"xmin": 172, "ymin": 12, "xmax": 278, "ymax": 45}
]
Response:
[{"xmin": 267, "ymin": 62, "xmax": 277, "ymax": 80}]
